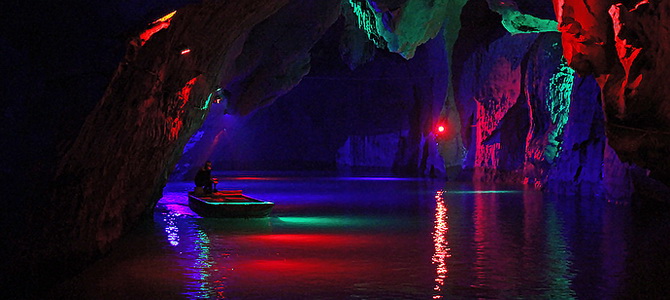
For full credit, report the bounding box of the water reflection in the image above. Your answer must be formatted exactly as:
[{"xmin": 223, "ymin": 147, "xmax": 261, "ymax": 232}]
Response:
[
  {"xmin": 54, "ymin": 176, "xmax": 669, "ymax": 299},
  {"xmin": 184, "ymin": 228, "xmax": 218, "ymax": 299},
  {"xmin": 432, "ymin": 190, "xmax": 450, "ymax": 298},
  {"xmin": 158, "ymin": 207, "xmax": 226, "ymax": 299},
  {"xmin": 472, "ymin": 183, "xmax": 507, "ymax": 296},
  {"xmin": 541, "ymin": 200, "xmax": 576, "ymax": 299},
  {"xmin": 163, "ymin": 211, "xmax": 180, "ymax": 247}
]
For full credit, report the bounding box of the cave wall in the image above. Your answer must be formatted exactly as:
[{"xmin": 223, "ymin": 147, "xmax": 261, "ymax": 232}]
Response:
[
  {"xmin": 1, "ymin": 0, "xmax": 204, "ymax": 292},
  {"xmin": 372, "ymin": 0, "xmax": 669, "ymax": 196},
  {"xmin": 1, "ymin": 0, "xmax": 347, "ymax": 295},
  {"xmin": 171, "ymin": 19, "xmax": 448, "ymax": 179},
  {"xmin": 552, "ymin": 0, "xmax": 670, "ymax": 190},
  {"xmin": 453, "ymin": 27, "xmax": 605, "ymax": 187},
  {"xmin": 4, "ymin": 0, "xmax": 670, "ymax": 296}
]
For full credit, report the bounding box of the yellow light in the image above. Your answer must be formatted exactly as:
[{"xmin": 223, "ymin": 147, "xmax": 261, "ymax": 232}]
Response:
[{"xmin": 154, "ymin": 10, "xmax": 177, "ymax": 24}]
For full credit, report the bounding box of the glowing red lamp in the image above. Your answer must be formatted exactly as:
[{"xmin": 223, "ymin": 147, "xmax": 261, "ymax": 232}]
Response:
[
  {"xmin": 434, "ymin": 123, "xmax": 449, "ymax": 138},
  {"xmin": 180, "ymin": 48, "xmax": 191, "ymax": 55}
]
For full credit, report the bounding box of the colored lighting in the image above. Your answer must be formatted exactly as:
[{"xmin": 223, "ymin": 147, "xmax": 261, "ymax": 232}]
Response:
[
  {"xmin": 545, "ymin": 58, "xmax": 575, "ymax": 163},
  {"xmin": 432, "ymin": 190, "xmax": 450, "ymax": 297},
  {"xmin": 437, "ymin": 125, "xmax": 445, "ymax": 133},
  {"xmin": 156, "ymin": 11, "xmax": 177, "ymax": 23},
  {"xmin": 250, "ymin": 233, "xmax": 379, "ymax": 248},
  {"xmin": 164, "ymin": 211, "xmax": 181, "ymax": 246},
  {"xmin": 338, "ymin": 176, "xmax": 413, "ymax": 181},
  {"xmin": 138, "ymin": 10, "xmax": 177, "ymax": 46},
  {"xmin": 346, "ymin": 0, "xmax": 387, "ymax": 48},
  {"xmin": 169, "ymin": 76, "xmax": 198, "ymax": 139},
  {"xmin": 542, "ymin": 201, "xmax": 576, "ymax": 298},
  {"xmin": 277, "ymin": 216, "xmax": 392, "ymax": 228},
  {"xmin": 444, "ymin": 190, "xmax": 521, "ymax": 194},
  {"xmin": 181, "ymin": 48, "xmax": 191, "ymax": 55}
]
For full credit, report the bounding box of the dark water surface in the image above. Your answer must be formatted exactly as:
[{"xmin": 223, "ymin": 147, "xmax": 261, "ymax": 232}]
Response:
[{"xmin": 54, "ymin": 174, "xmax": 670, "ymax": 299}]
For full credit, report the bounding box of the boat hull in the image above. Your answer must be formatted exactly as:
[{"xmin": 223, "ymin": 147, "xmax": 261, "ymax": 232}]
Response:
[{"xmin": 188, "ymin": 192, "xmax": 274, "ymax": 218}]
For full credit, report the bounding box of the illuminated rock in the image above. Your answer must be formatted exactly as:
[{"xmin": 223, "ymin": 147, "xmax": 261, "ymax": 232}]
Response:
[
  {"xmin": 452, "ymin": 8, "xmax": 604, "ymax": 187},
  {"xmin": 486, "ymin": 0, "xmax": 559, "ymax": 34},
  {"xmin": 553, "ymin": 0, "xmax": 670, "ymax": 187},
  {"xmin": 350, "ymin": 0, "xmax": 452, "ymax": 59},
  {"xmin": 5, "ymin": 0, "xmax": 670, "ymax": 295},
  {"xmin": 172, "ymin": 22, "xmax": 449, "ymax": 179}
]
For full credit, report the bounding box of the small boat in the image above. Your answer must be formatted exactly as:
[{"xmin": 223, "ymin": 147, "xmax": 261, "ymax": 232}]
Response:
[{"xmin": 188, "ymin": 190, "xmax": 274, "ymax": 218}]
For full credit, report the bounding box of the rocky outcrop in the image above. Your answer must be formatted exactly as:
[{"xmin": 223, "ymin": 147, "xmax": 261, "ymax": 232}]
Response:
[
  {"xmin": 553, "ymin": 0, "xmax": 670, "ymax": 189},
  {"xmin": 4, "ymin": 0, "xmax": 670, "ymax": 296},
  {"xmin": 450, "ymin": 1, "xmax": 606, "ymax": 187},
  {"xmin": 353, "ymin": 0, "xmax": 452, "ymax": 59},
  {"xmin": 171, "ymin": 19, "xmax": 449, "ymax": 179},
  {"xmin": 51, "ymin": 0, "xmax": 294, "ymax": 268},
  {"xmin": 1, "ymin": 0, "xmax": 349, "ymax": 295}
]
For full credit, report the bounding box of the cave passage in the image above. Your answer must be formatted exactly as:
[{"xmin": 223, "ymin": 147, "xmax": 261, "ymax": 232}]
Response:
[
  {"xmin": 168, "ymin": 15, "xmax": 449, "ymax": 182},
  {"xmin": 52, "ymin": 177, "xmax": 670, "ymax": 299},
  {"xmin": 5, "ymin": 0, "xmax": 670, "ymax": 298}
]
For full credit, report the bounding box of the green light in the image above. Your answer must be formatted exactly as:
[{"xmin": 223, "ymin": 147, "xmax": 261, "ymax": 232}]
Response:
[
  {"xmin": 542, "ymin": 202, "xmax": 576, "ymax": 298},
  {"xmin": 545, "ymin": 58, "xmax": 575, "ymax": 163},
  {"xmin": 201, "ymin": 92, "xmax": 213, "ymax": 111},
  {"xmin": 486, "ymin": 1, "xmax": 558, "ymax": 35},
  {"xmin": 192, "ymin": 228, "xmax": 213, "ymax": 298},
  {"xmin": 277, "ymin": 216, "xmax": 392, "ymax": 228},
  {"xmin": 346, "ymin": 0, "xmax": 387, "ymax": 49}
]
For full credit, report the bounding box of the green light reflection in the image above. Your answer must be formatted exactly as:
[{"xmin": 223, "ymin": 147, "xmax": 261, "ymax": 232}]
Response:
[
  {"xmin": 542, "ymin": 202, "xmax": 576, "ymax": 299},
  {"xmin": 277, "ymin": 216, "xmax": 391, "ymax": 228}
]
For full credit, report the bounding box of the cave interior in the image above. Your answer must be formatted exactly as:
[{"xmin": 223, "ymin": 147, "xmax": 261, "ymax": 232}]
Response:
[{"xmin": 2, "ymin": 0, "xmax": 670, "ymax": 296}]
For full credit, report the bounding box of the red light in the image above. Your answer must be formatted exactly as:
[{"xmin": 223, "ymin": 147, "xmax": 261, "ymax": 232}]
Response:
[
  {"xmin": 138, "ymin": 11, "xmax": 176, "ymax": 46},
  {"xmin": 180, "ymin": 48, "xmax": 191, "ymax": 55},
  {"xmin": 437, "ymin": 125, "xmax": 445, "ymax": 133}
]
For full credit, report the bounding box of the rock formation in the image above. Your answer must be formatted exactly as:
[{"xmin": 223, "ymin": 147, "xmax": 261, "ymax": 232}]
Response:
[
  {"xmin": 3, "ymin": 0, "xmax": 670, "ymax": 297},
  {"xmin": 1, "ymin": 0, "xmax": 343, "ymax": 295},
  {"xmin": 171, "ymin": 18, "xmax": 448, "ymax": 179},
  {"xmin": 553, "ymin": 0, "xmax": 670, "ymax": 189}
]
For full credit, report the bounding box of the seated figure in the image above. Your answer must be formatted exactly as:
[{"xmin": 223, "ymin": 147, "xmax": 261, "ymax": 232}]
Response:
[{"xmin": 194, "ymin": 161, "xmax": 215, "ymax": 194}]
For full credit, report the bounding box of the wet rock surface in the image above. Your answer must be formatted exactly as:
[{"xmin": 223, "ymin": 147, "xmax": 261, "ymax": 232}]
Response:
[{"xmin": 3, "ymin": 0, "xmax": 670, "ymax": 297}]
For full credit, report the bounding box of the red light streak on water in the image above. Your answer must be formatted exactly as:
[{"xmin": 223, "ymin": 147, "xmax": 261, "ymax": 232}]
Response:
[
  {"xmin": 237, "ymin": 258, "xmax": 364, "ymax": 275},
  {"xmin": 432, "ymin": 190, "xmax": 450, "ymax": 298},
  {"xmin": 248, "ymin": 233, "xmax": 380, "ymax": 248}
]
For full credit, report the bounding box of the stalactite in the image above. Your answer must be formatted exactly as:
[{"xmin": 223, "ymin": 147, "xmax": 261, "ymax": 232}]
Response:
[{"xmin": 345, "ymin": 0, "xmax": 388, "ymax": 49}]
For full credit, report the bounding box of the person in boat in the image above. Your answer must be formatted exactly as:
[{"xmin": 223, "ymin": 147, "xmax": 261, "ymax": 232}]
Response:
[{"xmin": 195, "ymin": 161, "xmax": 215, "ymax": 194}]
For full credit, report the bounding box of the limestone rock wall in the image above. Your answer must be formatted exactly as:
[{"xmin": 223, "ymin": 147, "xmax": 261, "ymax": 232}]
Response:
[
  {"xmin": 451, "ymin": 2, "xmax": 607, "ymax": 188},
  {"xmin": 553, "ymin": 0, "xmax": 670, "ymax": 189},
  {"xmin": 171, "ymin": 20, "xmax": 449, "ymax": 179},
  {"xmin": 4, "ymin": 0, "xmax": 670, "ymax": 296},
  {"xmin": 1, "ymin": 0, "xmax": 351, "ymax": 295}
]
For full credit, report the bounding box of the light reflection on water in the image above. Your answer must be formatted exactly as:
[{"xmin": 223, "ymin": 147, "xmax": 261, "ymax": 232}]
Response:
[
  {"xmin": 432, "ymin": 190, "xmax": 450, "ymax": 298},
  {"xmin": 53, "ymin": 176, "xmax": 670, "ymax": 299}
]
